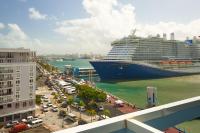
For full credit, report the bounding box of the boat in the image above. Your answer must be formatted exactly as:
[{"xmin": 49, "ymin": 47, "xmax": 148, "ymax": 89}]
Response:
[
  {"xmin": 56, "ymin": 59, "xmax": 63, "ymax": 62},
  {"xmin": 62, "ymin": 58, "xmax": 76, "ymax": 61},
  {"xmin": 90, "ymin": 31, "xmax": 200, "ymax": 81}
]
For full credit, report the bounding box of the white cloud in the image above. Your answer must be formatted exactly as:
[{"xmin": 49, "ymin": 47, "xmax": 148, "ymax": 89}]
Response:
[
  {"xmin": 29, "ymin": 8, "xmax": 47, "ymax": 20},
  {"xmin": 0, "ymin": 23, "xmax": 5, "ymax": 30},
  {"xmin": 55, "ymin": 0, "xmax": 136, "ymax": 54},
  {"xmin": 0, "ymin": 23, "xmax": 53, "ymax": 54},
  {"xmin": 54, "ymin": 0, "xmax": 200, "ymax": 54},
  {"xmin": 136, "ymin": 20, "xmax": 200, "ymax": 40}
]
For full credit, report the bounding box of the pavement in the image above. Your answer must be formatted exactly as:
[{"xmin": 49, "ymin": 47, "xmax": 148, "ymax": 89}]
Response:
[{"xmin": 36, "ymin": 85, "xmax": 99, "ymax": 132}]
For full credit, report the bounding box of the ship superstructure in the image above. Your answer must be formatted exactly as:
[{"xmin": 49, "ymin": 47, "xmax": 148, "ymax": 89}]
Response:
[{"xmin": 90, "ymin": 32, "xmax": 200, "ymax": 81}]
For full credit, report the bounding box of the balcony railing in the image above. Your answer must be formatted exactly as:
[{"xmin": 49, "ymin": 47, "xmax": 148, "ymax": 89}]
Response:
[
  {"xmin": 0, "ymin": 98, "xmax": 13, "ymax": 104},
  {"xmin": 0, "ymin": 70, "xmax": 14, "ymax": 74},
  {"xmin": 0, "ymin": 84, "xmax": 13, "ymax": 88},
  {"xmin": 0, "ymin": 92, "xmax": 13, "ymax": 96},
  {"xmin": 0, "ymin": 77, "xmax": 13, "ymax": 81}
]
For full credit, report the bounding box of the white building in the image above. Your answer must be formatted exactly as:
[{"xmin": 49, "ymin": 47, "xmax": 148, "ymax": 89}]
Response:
[{"xmin": 0, "ymin": 48, "xmax": 36, "ymax": 123}]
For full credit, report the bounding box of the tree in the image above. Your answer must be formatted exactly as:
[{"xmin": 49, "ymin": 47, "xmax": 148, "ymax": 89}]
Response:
[
  {"xmin": 35, "ymin": 95, "xmax": 42, "ymax": 105},
  {"xmin": 87, "ymin": 109, "xmax": 96, "ymax": 122},
  {"xmin": 67, "ymin": 96, "xmax": 73, "ymax": 112},
  {"xmin": 102, "ymin": 109, "xmax": 111, "ymax": 118},
  {"xmin": 78, "ymin": 100, "xmax": 86, "ymax": 119},
  {"xmin": 77, "ymin": 85, "xmax": 106, "ymax": 104}
]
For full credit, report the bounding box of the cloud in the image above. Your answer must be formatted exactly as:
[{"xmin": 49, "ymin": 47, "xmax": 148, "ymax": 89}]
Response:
[
  {"xmin": 55, "ymin": 0, "xmax": 136, "ymax": 54},
  {"xmin": 0, "ymin": 23, "xmax": 53, "ymax": 54},
  {"xmin": 0, "ymin": 23, "xmax": 5, "ymax": 30},
  {"xmin": 29, "ymin": 8, "xmax": 47, "ymax": 20},
  {"xmin": 136, "ymin": 20, "xmax": 200, "ymax": 40},
  {"xmin": 54, "ymin": 0, "xmax": 200, "ymax": 54}
]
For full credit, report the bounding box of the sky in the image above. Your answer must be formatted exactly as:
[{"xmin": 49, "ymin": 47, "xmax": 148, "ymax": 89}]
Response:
[{"xmin": 0, "ymin": 0, "xmax": 200, "ymax": 55}]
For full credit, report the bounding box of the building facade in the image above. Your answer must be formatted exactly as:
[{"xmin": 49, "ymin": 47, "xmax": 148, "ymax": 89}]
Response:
[{"xmin": 0, "ymin": 48, "xmax": 36, "ymax": 123}]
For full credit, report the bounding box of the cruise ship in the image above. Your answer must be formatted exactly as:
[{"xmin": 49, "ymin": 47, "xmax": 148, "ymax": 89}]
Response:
[{"xmin": 90, "ymin": 31, "xmax": 200, "ymax": 81}]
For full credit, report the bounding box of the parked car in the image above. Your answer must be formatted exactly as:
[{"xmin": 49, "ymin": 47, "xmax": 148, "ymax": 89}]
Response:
[
  {"xmin": 78, "ymin": 106, "xmax": 86, "ymax": 112},
  {"xmin": 71, "ymin": 102, "xmax": 78, "ymax": 108},
  {"xmin": 42, "ymin": 105, "xmax": 48, "ymax": 109},
  {"xmin": 98, "ymin": 105, "xmax": 104, "ymax": 111},
  {"xmin": 51, "ymin": 108, "xmax": 58, "ymax": 112},
  {"xmin": 5, "ymin": 121, "xmax": 19, "ymax": 128},
  {"xmin": 43, "ymin": 99, "xmax": 49, "ymax": 102},
  {"xmin": 52, "ymin": 105, "xmax": 57, "ymax": 108},
  {"xmin": 42, "ymin": 108, "xmax": 48, "ymax": 112},
  {"xmin": 21, "ymin": 119, "xmax": 27, "ymax": 123},
  {"xmin": 65, "ymin": 113, "xmax": 78, "ymax": 122},
  {"xmin": 61, "ymin": 101, "xmax": 68, "ymax": 108},
  {"xmin": 47, "ymin": 103, "xmax": 53, "ymax": 107},
  {"xmin": 9, "ymin": 123, "xmax": 28, "ymax": 133}
]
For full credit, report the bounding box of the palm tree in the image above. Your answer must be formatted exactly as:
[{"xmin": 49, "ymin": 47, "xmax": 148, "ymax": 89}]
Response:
[
  {"xmin": 67, "ymin": 96, "xmax": 73, "ymax": 112},
  {"xmin": 87, "ymin": 109, "xmax": 96, "ymax": 122},
  {"xmin": 79, "ymin": 100, "xmax": 85, "ymax": 119}
]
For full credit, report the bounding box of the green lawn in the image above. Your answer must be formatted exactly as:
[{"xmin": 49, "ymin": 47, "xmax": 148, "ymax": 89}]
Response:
[{"xmin": 96, "ymin": 75, "xmax": 200, "ymax": 133}]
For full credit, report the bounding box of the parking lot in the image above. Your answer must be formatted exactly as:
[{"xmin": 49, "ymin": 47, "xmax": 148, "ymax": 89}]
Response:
[{"xmin": 36, "ymin": 84, "xmax": 99, "ymax": 132}]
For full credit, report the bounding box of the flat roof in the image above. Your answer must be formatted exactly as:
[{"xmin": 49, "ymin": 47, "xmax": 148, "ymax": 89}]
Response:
[{"xmin": 0, "ymin": 48, "xmax": 34, "ymax": 53}]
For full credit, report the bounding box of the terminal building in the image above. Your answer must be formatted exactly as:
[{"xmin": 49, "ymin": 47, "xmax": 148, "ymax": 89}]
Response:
[{"xmin": 0, "ymin": 48, "xmax": 36, "ymax": 123}]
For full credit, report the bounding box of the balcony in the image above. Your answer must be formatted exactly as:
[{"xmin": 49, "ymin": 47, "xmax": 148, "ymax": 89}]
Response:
[
  {"xmin": 0, "ymin": 84, "xmax": 13, "ymax": 88},
  {"xmin": 0, "ymin": 70, "xmax": 14, "ymax": 74},
  {"xmin": 0, "ymin": 77, "xmax": 13, "ymax": 81}
]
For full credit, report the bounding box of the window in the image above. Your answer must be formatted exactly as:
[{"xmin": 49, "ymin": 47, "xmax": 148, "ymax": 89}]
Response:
[
  {"xmin": 30, "ymin": 73, "xmax": 33, "ymax": 76},
  {"xmin": 16, "ymin": 87, "xmax": 20, "ymax": 91},
  {"xmin": 7, "ymin": 81, "xmax": 12, "ymax": 87},
  {"xmin": 7, "ymin": 104, "xmax": 12, "ymax": 108},
  {"xmin": 29, "ymin": 101, "xmax": 33, "ymax": 106},
  {"xmin": 16, "ymin": 73, "xmax": 20, "ymax": 78},
  {"xmin": 16, "ymin": 80, "xmax": 20, "ymax": 84},
  {"xmin": 0, "ymin": 105, "xmax": 3, "ymax": 110},
  {"xmin": 15, "ymin": 103, "xmax": 20, "ymax": 108},
  {"xmin": 29, "ymin": 79, "xmax": 33, "ymax": 83},
  {"xmin": 23, "ymin": 102, "xmax": 26, "ymax": 107}
]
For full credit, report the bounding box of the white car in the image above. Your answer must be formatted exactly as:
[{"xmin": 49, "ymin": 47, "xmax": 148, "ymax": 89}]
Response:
[{"xmin": 78, "ymin": 106, "xmax": 86, "ymax": 112}]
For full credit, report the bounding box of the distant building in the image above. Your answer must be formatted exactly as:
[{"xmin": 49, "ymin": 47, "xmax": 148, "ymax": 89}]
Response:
[{"xmin": 0, "ymin": 48, "xmax": 36, "ymax": 123}]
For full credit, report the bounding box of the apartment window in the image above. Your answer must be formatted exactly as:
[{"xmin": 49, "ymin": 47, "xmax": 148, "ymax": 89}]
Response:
[
  {"xmin": 23, "ymin": 102, "xmax": 26, "ymax": 107},
  {"xmin": 7, "ymin": 81, "xmax": 12, "ymax": 86},
  {"xmin": 30, "ymin": 66, "xmax": 33, "ymax": 71},
  {"xmin": 7, "ymin": 89, "xmax": 12, "ymax": 95},
  {"xmin": 7, "ymin": 104, "xmax": 12, "ymax": 108},
  {"xmin": 15, "ymin": 103, "xmax": 20, "ymax": 108},
  {"xmin": 0, "ymin": 117, "xmax": 3, "ymax": 122},
  {"xmin": 16, "ymin": 66, "xmax": 20, "ymax": 72},
  {"xmin": 16, "ymin": 73, "xmax": 20, "ymax": 78},
  {"xmin": 29, "ymin": 101, "xmax": 33, "ymax": 106},
  {"xmin": 16, "ymin": 87, "xmax": 20, "ymax": 91},
  {"xmin": 30, "ymin": 73, "xmax": 33, "ymax": 77},
  {"xmin": 16, "ymin": 95, "xmax": 20, "ymax": 99},
  {"xmin": 16, "ymin": 80, "xmax": 20, "ymax": 84},
  {"xmin": 0, "ymin": 105, "xmax": 3, "ymax": 110},
  {"xmin": 29, "ymin": 79, "xmax": 33, "ymax": 83}
]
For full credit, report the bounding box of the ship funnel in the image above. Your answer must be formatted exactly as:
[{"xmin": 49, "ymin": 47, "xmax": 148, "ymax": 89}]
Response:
[
  {"xmin": 170, "ymin": 32, "xmax": 175, "ymax": 40},
  {"xmin": 163, "ymin": 33, "xmax": 167, "ymax": 40}
]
